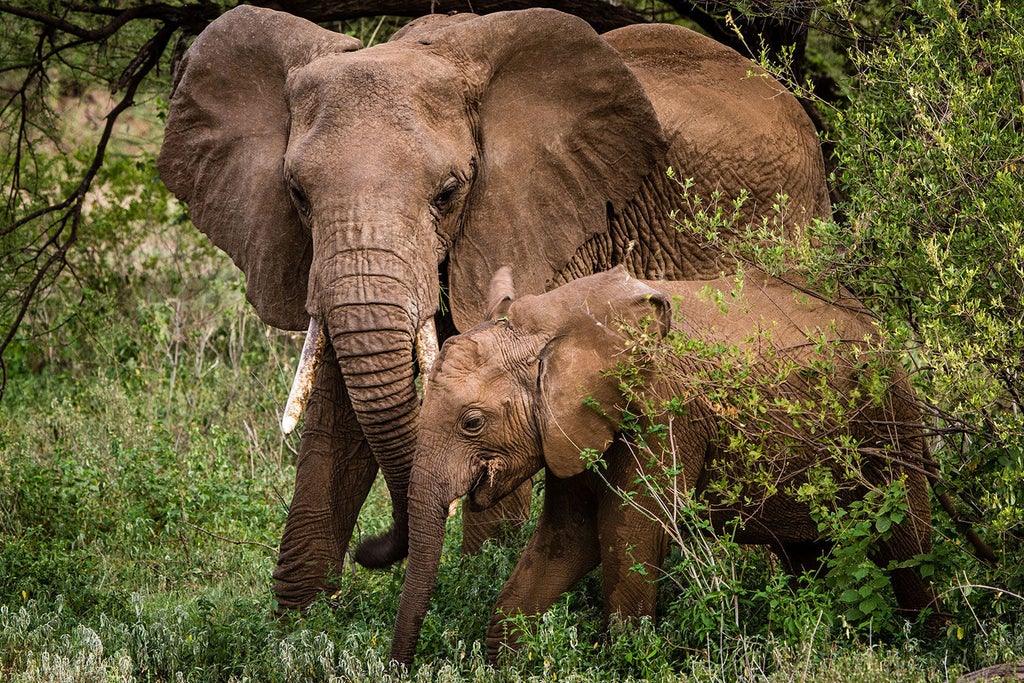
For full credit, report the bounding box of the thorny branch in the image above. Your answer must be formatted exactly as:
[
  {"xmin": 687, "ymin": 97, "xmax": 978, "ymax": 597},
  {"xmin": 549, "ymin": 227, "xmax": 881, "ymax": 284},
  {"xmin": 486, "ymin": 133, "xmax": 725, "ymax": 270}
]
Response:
[{"xmin": 0, "ymin": 2, "xmax": 194, "ymax": 398}]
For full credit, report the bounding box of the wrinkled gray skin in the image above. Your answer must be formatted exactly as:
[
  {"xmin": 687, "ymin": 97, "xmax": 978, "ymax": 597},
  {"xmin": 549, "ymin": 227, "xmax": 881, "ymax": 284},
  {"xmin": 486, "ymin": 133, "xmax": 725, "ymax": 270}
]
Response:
[
  {"xmin": 158, "ymin": 7, "xmax": 830, "ymax": 611},
  {"xmin": 393, "ymin": 266, "xmax": 941, "ymax": 664}
]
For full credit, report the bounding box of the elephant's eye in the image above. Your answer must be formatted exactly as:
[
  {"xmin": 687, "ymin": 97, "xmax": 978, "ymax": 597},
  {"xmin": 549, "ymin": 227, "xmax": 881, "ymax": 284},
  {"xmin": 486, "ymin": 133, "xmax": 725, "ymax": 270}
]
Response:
[
  {"xmin": 288, "ymin": 177, "xmax": 311, "ymax": 217},
  {"xmin": 460, "ymin": 410, "xmax": 487, "ymax": 437},
  {"xmin": 432, "ymin": 177, "xmax": 461, "ymax": 215}
]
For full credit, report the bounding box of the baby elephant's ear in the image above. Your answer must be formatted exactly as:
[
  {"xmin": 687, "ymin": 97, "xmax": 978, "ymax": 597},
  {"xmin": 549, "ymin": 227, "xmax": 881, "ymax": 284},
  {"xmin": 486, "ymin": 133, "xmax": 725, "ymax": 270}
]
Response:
[
  {"xmin": 537, "ymin": 272, "xmax": 672, "ymax": 478},
  {"xmin": 538, "ymin": 332, "xmax": 623, "ymax": 479},
  {"xmin": 613, "ymin": 277, "xmax": 673, "ymax": 340}
]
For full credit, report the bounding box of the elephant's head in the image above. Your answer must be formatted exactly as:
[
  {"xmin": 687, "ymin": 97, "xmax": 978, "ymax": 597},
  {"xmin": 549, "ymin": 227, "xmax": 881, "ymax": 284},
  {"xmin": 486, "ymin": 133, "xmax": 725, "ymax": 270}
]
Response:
[
  {"xmin": 158, "ymin": 7, "xmax": 667, "ymax": 566},
  {"xmin": 390, "ymin": 265, "xmax": 669, "ymax": 665}
]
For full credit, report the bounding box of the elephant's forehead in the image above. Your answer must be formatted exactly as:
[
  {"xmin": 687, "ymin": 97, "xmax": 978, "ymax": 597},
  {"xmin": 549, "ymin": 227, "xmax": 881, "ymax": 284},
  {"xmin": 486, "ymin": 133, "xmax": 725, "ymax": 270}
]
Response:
[
  {"xmin": 435, "ymin": 335, "xmax": 491, "ymax": 379},
  {"xmin": 288, "ymin": 48, "xmax": 463, "ymax": 117},
  {"xmin": 431, "ymin": 334, "xmax": 509, "ymax": 396}
]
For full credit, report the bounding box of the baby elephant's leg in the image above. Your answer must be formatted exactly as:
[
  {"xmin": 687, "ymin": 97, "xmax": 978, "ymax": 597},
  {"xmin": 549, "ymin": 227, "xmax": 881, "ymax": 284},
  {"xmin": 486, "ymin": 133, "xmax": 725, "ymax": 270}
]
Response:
[
  {"xmin": 486, "ymin": 471, "xmax": 600, "ymax": 662},
  {"xmin": 596, "ymin": 470, "xmax": 669, "ymax": 621},
  {"xmin": 873, "ymin": 473, "xmax": 940, "ymax": 621},
  {"xmin": 598, "ymin": 501, "xmax": 667, "ymax": 618}
]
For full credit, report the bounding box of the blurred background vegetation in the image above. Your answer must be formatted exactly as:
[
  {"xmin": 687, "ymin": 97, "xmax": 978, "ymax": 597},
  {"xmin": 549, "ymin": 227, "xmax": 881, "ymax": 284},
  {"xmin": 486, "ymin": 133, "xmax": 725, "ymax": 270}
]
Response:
[{"xmin": 1, "ymin": 0, "xmax": 1022, "ymax": 680}]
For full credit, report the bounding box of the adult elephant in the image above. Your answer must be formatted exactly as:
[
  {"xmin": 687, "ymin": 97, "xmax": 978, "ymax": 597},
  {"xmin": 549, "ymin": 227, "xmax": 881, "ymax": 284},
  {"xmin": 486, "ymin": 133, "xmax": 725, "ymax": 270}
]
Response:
[{"xmin": 157, "ymin": 6, "xmax": 829, "ymax": 611}]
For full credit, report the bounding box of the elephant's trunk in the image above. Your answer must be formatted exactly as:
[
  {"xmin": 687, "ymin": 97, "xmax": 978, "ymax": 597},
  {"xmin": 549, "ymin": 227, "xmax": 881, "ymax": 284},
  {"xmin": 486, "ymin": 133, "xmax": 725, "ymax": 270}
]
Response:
[
  {"xmin": 326, "ymin": 296, "xmax": 419, "ymax": 566},
  {"xmin": 312, "ymin": 219, "xmax": 438, "ymax": 567},
  {"xmin": 282, "ymin": 316, "xmax": 438, "ymax": 434},
  {"xmin": 390, "ymin": 460, "xmax": 468, "ymax": 666}
]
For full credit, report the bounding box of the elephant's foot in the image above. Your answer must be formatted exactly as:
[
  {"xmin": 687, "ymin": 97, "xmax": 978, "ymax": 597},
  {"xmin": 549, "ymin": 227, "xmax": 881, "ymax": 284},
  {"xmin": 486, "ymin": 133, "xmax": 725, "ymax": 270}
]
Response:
[
  {"xmin": 485, "ymin": 609, "xmax": 523, "ymax": 664},
  {"xmin": 272, "ymin": 564, "xmax": 339, "ymax": 615},
  {"xmin": 353, "ymin": 525, "xmax": 409, "ymax": 568}
]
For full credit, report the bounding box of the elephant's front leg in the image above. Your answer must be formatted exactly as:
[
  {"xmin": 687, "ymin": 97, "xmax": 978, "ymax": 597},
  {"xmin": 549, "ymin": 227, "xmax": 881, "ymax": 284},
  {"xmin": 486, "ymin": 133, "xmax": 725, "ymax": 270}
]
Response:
[
  {"xmin": 272, "ymin": 343, "xmax": 378, "ymax": 612},
  {"xmin": 596, "ymin": 487, "xmax": 668, "ymax": 621},
  {"xmin": 486, "ymin": 471, "xmax": 600, "ymax": 662},
  {"xmin": 596, "ymin": 441, "xmax": 669, "ymax": 621}
]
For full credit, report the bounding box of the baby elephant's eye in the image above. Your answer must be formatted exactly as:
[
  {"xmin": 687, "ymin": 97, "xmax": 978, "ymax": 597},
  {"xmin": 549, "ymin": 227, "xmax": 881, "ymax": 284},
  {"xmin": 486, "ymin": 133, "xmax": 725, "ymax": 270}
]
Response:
[{"xmin": 459, "ymin": 410, "xmax": 487, "ymax": 437}]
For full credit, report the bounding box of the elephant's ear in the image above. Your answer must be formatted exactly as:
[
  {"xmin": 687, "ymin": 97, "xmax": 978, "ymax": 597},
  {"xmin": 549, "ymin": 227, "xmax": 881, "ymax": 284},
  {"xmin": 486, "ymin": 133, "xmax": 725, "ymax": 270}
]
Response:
[
  {"xmin": 537, "ymin": 334, "xmax": 623, "ymax": 479},
  {"xmin": 530, "ymin": 268, "xmax": 672, "ymax": 478},
  {"xmin": 419, "ymin": 9, "xmax": 668, "ymax": 331},
  {"xmin": 158, "ymin": 6, "xmax": 361, "ymax": 330},
  {"xmin": 485, "ymin": 266, "xmax": 515, "ymax": 320}
]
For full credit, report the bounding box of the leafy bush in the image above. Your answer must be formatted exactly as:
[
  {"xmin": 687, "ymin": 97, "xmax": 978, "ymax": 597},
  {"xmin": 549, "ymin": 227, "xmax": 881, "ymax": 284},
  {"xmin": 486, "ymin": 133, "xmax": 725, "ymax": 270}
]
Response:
[
  {"xmin": 829, "ymin": 1, "xmax": 1024, "ymax": 557},
  {"xmin": 648, "ymin": 0, "xmax": 1024, "ymax": 672}
]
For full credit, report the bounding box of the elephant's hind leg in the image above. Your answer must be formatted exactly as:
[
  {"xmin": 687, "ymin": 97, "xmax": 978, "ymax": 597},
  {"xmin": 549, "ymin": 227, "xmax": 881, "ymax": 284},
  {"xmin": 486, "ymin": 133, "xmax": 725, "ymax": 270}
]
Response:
[{"xmin": 874, "ymin": 533, "xmax": 941, "ymax": 624}]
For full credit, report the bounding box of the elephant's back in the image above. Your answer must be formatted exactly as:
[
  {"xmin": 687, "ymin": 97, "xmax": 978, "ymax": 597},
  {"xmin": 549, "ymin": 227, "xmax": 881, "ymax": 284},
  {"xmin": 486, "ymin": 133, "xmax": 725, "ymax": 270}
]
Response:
[
  {"xmin": 603, "ymin": 23, "xmax": 789, "ymax": 125},
  {"xmin": 646, "ymin": 270, "xmax": 877, "ymax": 349},
  {"xmin": 603, "ymin": 23, "xmax": 830, "ymax": 225}
]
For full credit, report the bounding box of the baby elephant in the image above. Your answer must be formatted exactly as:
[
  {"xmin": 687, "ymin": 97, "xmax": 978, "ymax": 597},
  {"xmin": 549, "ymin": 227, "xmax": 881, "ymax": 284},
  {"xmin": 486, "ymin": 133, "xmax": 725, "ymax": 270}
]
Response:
[{"xmin": 390, "ymin": 265, "xmax": 945, "ymax": 665}]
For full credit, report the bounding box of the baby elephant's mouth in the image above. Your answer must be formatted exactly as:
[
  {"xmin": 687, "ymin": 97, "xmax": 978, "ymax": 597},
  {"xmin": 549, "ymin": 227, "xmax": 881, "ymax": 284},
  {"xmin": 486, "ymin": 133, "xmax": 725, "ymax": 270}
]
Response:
[
  {"xmin": 466, "ymin": 457, "xmax": 493, "ymax": 511},
  {"xmin": 468, "ymin": 489, "xmax": 498, "ymax": 512},
  {"xmin": 467, "ymin": 457, "xmax": 534, "ymax": 512}
]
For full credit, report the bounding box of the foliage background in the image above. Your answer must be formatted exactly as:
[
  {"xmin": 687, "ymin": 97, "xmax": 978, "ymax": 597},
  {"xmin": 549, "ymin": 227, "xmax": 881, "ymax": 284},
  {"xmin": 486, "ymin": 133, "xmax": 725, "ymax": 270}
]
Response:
[{"xmin": 2, "ymin": 0, "xmax": 1023, "ymax": 680}]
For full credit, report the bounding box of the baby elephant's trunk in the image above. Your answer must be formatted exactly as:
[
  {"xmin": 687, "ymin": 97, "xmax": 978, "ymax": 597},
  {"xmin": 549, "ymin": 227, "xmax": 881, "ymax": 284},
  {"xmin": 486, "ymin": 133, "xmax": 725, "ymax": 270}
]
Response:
[{"xmin": 390, "ymin": 467, "xmax": 464, "ymax": 666}]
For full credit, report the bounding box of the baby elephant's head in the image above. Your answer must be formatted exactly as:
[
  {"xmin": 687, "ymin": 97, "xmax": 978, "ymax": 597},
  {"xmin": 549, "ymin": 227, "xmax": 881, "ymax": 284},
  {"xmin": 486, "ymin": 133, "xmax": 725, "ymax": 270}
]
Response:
[
  {"xmin": 419, "ymin": 315, "xmax": 553, "ymax": 512},
  {"xmin": 416, "ymin": 265, "xmax": 672, "ymax": 513}
]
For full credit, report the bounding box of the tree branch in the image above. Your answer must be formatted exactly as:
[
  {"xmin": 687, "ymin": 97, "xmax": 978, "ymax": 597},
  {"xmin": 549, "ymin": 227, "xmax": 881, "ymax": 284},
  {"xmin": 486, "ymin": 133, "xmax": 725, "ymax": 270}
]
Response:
[
  {"xmin": 0, "ymin": 16, "xmax": 175, "ymax": 398},
  {"xmin": 264, "ymin": 0, "xmax": 651, "ymax": 32}
]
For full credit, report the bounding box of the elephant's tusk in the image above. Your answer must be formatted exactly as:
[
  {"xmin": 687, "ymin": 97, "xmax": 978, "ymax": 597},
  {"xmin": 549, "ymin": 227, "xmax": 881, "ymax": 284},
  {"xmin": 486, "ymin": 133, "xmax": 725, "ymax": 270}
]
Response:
[
  {"xmin": 415, "ymin": 316, "xmax": 439, "ymax": 392},
  {"xmin": 447, "ymin": 498, "xmax": 460, "ymax": 518},
  {"xmin": 281, "ymin": 317, "xmax": 326, "ymax": 434}
]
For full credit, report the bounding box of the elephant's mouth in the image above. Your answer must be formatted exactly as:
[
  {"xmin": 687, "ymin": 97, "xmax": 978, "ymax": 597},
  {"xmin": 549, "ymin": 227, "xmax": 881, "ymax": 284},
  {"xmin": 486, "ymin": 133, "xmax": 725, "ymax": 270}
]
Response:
[
  {"xmin": 466, "ymin": 461, "xmax": 533, "ymax": 512},
  {"xmin": 464, "ymin": 461, "xmax": 490, "ymax": 508},
  {"xmin": 280, "ymin": 259, "xmax": 455, "ymax": 434},
  {"xmin": 468, "ymin": 484, "xmax": 510, "ymax": 512},
  {"xmin": 280, "ymin": 315, "xmax": 440, "ymax": 434}
]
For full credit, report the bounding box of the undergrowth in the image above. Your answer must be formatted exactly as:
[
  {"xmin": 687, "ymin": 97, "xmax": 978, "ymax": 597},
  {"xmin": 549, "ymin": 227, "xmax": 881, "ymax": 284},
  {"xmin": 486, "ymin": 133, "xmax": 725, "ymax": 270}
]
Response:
[{"xmin": 2, "ymin": 219, "xmax": 1017, "ymax": 679}]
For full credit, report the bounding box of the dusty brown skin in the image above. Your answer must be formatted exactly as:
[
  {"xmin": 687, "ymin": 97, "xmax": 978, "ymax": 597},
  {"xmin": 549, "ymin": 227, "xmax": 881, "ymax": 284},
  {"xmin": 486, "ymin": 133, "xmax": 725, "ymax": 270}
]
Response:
[
  {"xmin": 158, "ymin": 7, "xmax": 830, "ymax": 611},
  {"xmin": 392, "ymin": 266, "xmax": 943, "ymax": 665}
]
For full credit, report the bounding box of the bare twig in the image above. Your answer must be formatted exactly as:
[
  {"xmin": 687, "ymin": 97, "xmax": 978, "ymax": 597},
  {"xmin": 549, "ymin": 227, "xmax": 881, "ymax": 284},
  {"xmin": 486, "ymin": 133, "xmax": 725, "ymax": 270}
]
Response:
[{"xmin": 183, "ymin": 520, "xmax": 278, "ymax": 554}]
